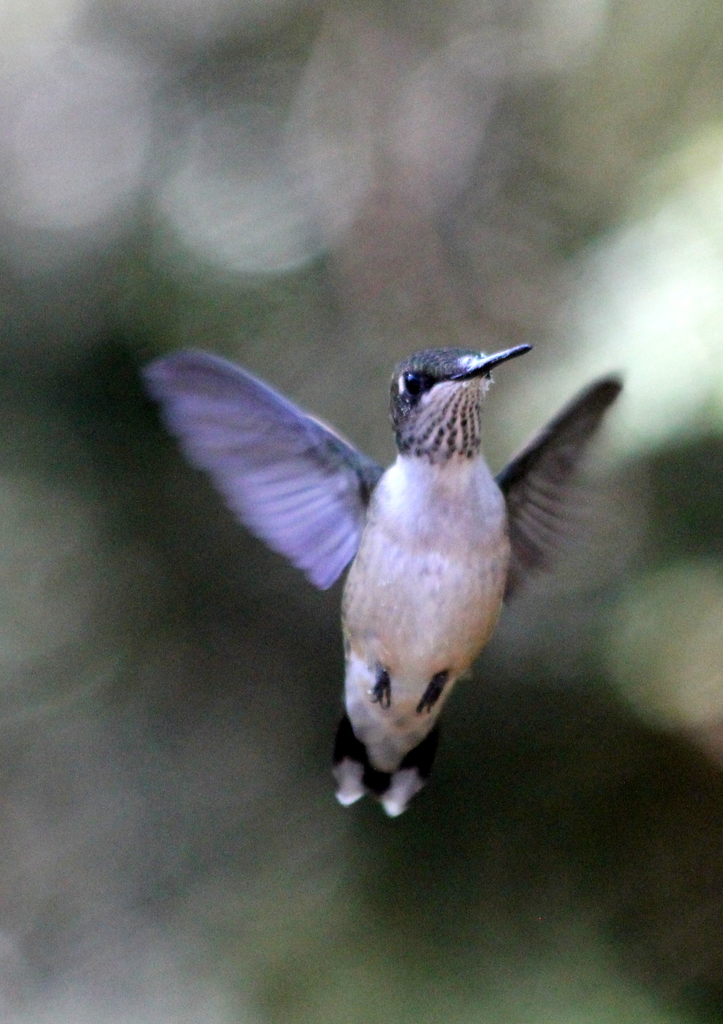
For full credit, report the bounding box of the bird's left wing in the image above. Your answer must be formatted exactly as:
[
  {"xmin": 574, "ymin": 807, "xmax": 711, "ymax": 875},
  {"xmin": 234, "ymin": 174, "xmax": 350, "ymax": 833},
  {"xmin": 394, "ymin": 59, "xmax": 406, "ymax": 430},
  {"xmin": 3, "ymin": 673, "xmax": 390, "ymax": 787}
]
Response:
[
  {"xmin": 144, "ymin": 350, "xmax": 384, "ymax": 590},
  {"xmin": 496, "ymin": 376, "xmax": 622, "ymax": 598}
]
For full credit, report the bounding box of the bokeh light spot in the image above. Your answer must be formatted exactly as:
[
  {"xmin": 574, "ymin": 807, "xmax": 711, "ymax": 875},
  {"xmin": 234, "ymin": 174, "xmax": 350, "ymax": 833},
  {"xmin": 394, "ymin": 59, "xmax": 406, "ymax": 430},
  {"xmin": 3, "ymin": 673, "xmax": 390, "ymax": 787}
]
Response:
[
  {"xmin": 607, "ymin": 559, "xmax": 723, "ymax": 731},
  {"xmin": 2, "ymin": 45, "xmax": 152, "ymax": 233},
  {"xmin": 159, "ymin": 105, "xmax": 324, "ymax": 275}
]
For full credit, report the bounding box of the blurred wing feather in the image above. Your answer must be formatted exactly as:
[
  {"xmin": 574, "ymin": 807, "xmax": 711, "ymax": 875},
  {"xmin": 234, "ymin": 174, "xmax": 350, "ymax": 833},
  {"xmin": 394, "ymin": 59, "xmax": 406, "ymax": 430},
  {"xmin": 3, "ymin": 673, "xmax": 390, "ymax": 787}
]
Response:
[
  {"xmin": 496, "ymin": 377, "xmax": 622, "ymax": 598},
  {"xmin": 144, "ymin": 350, "xmax": 384, "ymax": 589}
]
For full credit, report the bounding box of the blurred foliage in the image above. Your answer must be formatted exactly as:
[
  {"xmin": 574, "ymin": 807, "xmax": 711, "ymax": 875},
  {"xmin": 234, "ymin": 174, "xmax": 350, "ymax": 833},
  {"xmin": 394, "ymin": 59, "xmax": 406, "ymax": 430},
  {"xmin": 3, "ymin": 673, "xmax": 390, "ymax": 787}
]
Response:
[{"xmin": 2, "ymin": 0, "xmax": 723, "ymax": 1021}]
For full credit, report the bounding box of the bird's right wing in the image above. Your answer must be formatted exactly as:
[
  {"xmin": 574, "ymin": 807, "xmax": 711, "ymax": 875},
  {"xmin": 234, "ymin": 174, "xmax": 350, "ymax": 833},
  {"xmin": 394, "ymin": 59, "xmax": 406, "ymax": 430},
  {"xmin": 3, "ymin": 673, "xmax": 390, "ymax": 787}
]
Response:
[
  {"xmin": 496, "ymin": 376, "xmax": 622, "ymax": 598},
  {"xmin": 144, "ymin": 350, "xmax": 384, "ymax": 590}
]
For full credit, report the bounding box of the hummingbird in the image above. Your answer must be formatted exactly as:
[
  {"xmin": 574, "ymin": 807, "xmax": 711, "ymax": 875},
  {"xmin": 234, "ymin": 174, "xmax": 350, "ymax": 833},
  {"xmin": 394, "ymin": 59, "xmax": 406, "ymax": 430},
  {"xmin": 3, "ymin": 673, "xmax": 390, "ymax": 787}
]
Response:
[{"xmin": 143, "ymin": 346, "xmax": 621, "ymax": 816}]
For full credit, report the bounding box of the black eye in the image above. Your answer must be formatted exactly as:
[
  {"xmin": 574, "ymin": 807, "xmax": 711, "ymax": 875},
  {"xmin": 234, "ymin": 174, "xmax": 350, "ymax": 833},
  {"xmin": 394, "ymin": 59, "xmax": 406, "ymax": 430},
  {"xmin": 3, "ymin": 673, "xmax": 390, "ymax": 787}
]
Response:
[{"xmin": 402, "ymin": 371, "xmax": 433, "ymax": 397}]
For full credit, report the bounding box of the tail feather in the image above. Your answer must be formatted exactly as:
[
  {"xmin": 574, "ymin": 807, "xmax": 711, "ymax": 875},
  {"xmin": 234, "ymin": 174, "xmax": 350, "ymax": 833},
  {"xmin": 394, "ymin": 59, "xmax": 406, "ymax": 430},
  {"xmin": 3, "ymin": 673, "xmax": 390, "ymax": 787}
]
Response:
[{"xmin": 332, "ymin": 714, "xmax": 439, "ymax": 816}]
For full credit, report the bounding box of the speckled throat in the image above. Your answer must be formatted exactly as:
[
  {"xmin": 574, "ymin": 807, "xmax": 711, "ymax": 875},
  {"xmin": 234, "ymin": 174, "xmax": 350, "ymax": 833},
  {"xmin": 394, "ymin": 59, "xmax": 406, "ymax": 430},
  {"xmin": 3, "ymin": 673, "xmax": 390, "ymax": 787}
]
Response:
[{"xmin": 395, "ymin": 380, "xmax": 484, "ymax": 462}]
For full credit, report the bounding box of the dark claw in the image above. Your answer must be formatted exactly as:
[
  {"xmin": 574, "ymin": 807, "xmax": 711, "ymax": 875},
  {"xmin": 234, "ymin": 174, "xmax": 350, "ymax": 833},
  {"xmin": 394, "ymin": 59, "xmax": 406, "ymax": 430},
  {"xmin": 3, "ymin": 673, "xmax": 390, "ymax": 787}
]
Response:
[
  {"xmin": 370, "ymin": 667, "xmax": 391, "ymax": 708},
  {"xmin": 416, "ymin": 670, "xmax": 449, "ymax": 714}
]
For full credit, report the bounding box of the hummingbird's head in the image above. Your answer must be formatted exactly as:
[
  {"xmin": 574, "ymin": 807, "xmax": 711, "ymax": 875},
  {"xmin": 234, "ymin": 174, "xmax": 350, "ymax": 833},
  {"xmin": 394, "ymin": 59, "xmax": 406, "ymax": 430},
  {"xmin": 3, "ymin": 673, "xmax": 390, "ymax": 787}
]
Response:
[{"xmin": 390, "ymin": 345, "xmax": 532, "ymax": 461}]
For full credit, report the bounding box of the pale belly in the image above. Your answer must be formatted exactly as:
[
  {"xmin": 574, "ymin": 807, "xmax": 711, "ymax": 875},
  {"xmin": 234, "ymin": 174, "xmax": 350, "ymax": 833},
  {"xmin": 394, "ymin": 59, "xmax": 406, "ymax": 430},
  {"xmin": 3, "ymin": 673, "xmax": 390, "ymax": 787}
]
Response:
[{"xmin": 341, "ymin": 455, "xmax": 509, "ymax": 771}]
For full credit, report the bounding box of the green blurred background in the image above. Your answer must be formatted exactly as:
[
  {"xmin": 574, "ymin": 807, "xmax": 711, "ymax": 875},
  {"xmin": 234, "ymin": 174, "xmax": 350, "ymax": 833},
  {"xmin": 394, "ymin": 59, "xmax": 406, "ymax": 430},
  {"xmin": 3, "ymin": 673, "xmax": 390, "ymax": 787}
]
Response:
[{"xmin": 2, "ymin": 0, "xmax": 723, "ymax": 1020}]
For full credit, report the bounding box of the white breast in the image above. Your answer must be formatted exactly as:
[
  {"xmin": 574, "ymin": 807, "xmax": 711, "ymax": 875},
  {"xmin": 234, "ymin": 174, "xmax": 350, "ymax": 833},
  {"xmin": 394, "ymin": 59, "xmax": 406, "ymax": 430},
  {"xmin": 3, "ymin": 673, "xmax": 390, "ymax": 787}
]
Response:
[{"xmin": 376, "ymin": 453, "xmax": 505, "ymax": 545}]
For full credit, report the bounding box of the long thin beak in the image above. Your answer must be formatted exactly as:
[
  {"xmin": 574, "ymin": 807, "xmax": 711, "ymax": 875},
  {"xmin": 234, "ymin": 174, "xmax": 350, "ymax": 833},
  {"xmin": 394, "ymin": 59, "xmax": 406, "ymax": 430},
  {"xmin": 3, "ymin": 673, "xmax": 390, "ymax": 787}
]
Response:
[{"xmin": 449, "ymin": 344, "xmax": 532, "ymax": 381}]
